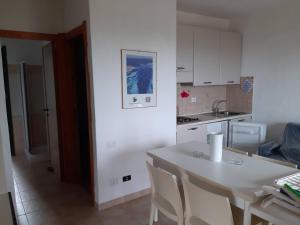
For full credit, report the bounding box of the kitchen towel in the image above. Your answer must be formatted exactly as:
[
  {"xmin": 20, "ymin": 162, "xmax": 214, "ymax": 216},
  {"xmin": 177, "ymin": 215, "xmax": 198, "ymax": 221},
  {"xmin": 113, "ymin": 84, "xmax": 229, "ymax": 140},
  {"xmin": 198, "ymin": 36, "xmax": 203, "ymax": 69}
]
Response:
[{"xmin": 209, "ymin": 133, "xmax": 223, "ymax": 162}]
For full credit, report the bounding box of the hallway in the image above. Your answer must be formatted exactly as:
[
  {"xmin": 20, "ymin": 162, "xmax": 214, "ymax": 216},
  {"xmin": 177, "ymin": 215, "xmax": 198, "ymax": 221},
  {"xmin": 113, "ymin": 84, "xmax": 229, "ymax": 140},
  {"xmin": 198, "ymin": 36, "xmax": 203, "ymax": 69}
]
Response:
[{"xmin": 13, "ymin": 154, "xmax": 174, "ymax": 225}]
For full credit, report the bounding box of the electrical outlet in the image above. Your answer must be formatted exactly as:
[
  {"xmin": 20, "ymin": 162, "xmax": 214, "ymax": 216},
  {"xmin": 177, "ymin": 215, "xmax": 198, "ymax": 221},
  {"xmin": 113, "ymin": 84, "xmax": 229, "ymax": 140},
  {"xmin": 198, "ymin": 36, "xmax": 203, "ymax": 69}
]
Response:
[
  {"xmin": 123, "ymin": 175, "xmax": 131, "ymax": 182},
  {"xmin": 191, "ymin": 97, "xmax": 197, "ymax": 103}
]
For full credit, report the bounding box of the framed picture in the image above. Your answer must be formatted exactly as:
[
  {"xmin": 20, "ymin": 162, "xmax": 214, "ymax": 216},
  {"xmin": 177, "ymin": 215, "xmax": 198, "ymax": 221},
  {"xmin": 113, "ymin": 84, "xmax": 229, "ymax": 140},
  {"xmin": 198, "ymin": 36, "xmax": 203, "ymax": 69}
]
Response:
[{"xmin": 121, "ymin": 49, "xmax": 157, "ymax": 109}]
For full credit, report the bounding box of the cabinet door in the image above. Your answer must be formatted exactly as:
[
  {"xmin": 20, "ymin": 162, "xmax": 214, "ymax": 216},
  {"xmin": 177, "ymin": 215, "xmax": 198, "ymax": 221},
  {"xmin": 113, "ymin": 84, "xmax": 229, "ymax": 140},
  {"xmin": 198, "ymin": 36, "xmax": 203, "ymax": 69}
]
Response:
[
  {"xmin": 194, "ymin": 28, "xmax": 220, "ymax": 86},
  {"xmin": 177, "ymin": 124, "xmax": 207, "ymax": 144},
  {"xmin": 177, "ymin": 25, "xmax": 194, "ymax": 83},
  {"xmin": 220, "ymin": 32, "xmax": 242, "ymax": 85}
]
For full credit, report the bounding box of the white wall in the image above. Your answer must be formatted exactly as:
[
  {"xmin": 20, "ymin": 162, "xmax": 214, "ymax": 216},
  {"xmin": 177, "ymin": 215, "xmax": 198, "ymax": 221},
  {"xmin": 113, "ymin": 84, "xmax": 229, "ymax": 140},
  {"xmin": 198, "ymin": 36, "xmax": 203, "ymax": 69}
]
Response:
[
  {"xmin": 89, "ymin": 0, "xmax": 177, "ymax": 204},
  {"xmin": 177, "ymin": 10, "xmax": 231, "ymax": 30},
  {"xmin": 0, "ymin": 0, "xmax": 63, "ymax": 33},
  {"xmin": 240, "ymin": 1, "xmax": 300, "ymax": 140},
  {"xmin": 63, "ymin": 0, "xmax": 90, "ymax": 31}
]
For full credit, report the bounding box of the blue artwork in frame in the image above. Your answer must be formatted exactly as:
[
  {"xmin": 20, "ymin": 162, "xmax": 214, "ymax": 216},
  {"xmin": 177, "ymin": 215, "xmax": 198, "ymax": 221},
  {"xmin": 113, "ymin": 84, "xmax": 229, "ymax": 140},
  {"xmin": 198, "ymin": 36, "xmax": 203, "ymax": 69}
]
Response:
[
  {"xmin": 122, "ymin": 50, "xmax": 157, "ymax": 109},
  {"xmin": 126, "ymin": 55, "xmax": 153, "ymax": 95}
]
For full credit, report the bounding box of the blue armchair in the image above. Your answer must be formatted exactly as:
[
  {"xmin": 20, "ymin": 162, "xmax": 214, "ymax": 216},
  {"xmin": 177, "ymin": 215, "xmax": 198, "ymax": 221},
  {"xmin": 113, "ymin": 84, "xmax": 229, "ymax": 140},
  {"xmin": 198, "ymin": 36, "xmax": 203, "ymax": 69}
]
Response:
[{"xmin": 257, "ymin": 123, "xmax": 300, "ymax": 168}]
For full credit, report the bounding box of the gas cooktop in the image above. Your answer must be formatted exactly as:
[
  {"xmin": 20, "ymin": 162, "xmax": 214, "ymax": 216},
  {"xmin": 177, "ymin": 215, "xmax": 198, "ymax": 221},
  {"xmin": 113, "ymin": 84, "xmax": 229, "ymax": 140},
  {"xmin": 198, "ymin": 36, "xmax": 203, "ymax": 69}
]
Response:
[{"xmin": 177, "ymin": 116, "xmax": 199, "ymax": 124}]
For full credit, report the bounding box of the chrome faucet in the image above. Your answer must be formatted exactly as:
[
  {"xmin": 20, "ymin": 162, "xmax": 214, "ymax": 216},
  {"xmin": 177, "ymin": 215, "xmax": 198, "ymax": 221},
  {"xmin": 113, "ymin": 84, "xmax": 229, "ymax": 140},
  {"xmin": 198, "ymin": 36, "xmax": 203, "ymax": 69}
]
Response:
[{"xmin": 212, "ymin": 100, "xmax": 227, "ymax": 114}]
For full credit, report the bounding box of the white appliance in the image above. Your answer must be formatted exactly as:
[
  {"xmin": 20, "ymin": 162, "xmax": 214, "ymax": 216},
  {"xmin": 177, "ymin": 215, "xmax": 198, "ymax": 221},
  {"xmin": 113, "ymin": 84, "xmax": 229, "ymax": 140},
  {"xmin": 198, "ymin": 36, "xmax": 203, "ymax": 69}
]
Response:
[{"xmin": 229, "ymin": 121, "xmax": 267, "ymax": 154}]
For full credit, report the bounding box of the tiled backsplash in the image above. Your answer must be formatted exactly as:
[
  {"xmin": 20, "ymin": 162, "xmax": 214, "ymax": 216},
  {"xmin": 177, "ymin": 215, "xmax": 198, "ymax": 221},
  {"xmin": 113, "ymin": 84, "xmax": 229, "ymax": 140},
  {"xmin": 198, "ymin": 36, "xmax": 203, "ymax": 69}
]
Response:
[
  {"xmin": 177, "ymin": 77, "xmax": 253, "ymax": 116},
  {"xmin": 227, "ymin": 77, "xmax": 254, "ymax": 113},
  {"xmin": 177, "ymin": 85, "xmax": 227, "ymax": 115}
]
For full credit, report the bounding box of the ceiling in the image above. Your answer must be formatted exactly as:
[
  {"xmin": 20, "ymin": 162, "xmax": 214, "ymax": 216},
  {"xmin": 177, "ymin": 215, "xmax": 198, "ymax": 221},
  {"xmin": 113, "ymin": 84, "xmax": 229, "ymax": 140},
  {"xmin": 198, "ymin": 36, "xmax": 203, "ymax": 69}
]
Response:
[{"xmin": 177, "ymin": 0, "xmax": 285, "ymax": 19}]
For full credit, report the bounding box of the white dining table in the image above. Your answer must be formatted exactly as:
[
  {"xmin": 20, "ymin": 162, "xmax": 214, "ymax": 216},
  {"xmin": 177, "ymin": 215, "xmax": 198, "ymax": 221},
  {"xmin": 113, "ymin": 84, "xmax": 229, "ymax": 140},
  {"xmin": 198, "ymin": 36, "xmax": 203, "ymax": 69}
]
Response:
[{"xmin": 147, "ymin": 141, "xmax": 299, "ymax": 225}]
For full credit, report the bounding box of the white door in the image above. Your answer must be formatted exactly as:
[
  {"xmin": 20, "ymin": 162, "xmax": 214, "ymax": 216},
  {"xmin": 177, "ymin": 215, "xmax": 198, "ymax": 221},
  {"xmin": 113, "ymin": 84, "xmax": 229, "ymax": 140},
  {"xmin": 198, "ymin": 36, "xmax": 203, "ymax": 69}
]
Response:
[
  {"xmin": 194, "ymin": 28, "xmax": 220, "ymax": 86},
  {"xmin": 177, "ymin": 25, "xmax": 194, "ymax": 83},
  {"xmin": 220, "ymin": 32, "xmax": 241, "ymax": 85},
  {"xmin": 0, "ymin": 42, "xmax": 14, "ymax": 194},
  {"xmin": 42, "ymin": 43, "xmax": 60, "ymax": 177}
]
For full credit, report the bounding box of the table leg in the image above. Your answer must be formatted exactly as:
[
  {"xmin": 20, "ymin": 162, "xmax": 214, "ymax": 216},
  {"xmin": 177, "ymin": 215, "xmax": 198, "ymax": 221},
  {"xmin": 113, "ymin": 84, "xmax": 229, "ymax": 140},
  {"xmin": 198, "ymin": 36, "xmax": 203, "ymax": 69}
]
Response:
[
  {"xmin": 243, "ymin": 202, "xmax": 252, "ymax": 225},
  {"xmin": 154, "ymin": 208, "xmax": 158, "ymax": 222}
]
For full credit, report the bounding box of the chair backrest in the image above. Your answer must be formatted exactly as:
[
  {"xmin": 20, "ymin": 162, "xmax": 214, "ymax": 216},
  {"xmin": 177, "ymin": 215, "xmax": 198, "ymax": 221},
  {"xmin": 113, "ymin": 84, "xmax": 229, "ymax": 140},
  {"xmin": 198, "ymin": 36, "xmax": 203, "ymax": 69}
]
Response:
[
  {"xmin": 182, "ymin": 178, "xmax": 234, "ymax": 225},
  {"xmin": 146, "ymin": 162, "xmax": 183, "ymax": 220},
  {"xmin": 225, "ymin": 147, "xmax": 249, "ymax": 156},
  {"xmin": 252, "ymin": 154, "xmax": 298, "ymax": 169}
]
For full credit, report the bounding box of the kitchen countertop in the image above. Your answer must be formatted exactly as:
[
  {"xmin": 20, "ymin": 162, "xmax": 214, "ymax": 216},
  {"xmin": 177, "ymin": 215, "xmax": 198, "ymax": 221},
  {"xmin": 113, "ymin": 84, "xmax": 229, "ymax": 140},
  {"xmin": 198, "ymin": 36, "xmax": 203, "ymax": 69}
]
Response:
[{"xmin": 177, "ymin": 113, "xmax": 252, "ymax": 127}]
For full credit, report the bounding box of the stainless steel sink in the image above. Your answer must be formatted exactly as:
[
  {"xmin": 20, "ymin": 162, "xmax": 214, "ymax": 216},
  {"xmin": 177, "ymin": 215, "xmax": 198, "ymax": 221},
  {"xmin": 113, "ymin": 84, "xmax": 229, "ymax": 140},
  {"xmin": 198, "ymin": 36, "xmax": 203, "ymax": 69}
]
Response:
[{"xmin": 205, "ymin": 111, "xmax": 244, "ymax": 118}]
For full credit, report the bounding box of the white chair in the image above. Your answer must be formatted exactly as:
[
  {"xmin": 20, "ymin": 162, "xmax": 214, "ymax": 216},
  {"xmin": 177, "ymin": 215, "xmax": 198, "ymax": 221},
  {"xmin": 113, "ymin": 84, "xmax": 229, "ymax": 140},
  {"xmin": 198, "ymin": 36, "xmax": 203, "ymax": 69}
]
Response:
[
  {"xmin": 146, "ymin": 162, "xmax": 184, "ymax": 225},
  {"xmin": 182, "ymin": 177, "xmax": 235, "ymax": 225},
  {"xmin": 182, "ymin": 176, "xmax": 268, "ymax": 225},
  {"xmin": 252, "ymin": 154, "xmax": 298, "ymax": 169}
]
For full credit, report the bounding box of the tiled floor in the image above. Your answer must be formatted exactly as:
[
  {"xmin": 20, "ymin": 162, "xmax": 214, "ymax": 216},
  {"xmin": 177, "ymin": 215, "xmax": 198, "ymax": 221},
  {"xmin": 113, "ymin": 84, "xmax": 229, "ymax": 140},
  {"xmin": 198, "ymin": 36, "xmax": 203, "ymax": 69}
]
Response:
[{"xmin": 13, "ymin": 154, "xmax": 174, "ymax": 225}]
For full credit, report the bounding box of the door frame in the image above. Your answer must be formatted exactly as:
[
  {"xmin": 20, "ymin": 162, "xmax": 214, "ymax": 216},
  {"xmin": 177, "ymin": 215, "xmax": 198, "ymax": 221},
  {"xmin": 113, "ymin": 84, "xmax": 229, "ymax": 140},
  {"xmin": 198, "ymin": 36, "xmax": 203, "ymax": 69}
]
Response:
[
  {"xmin": 53, "ymin": 22, "xmax": 95, "ymax": 197},
  {"xmin": 0, "ymin": 22, "xmax": 95, "ymax": 201},
  {"xmin": 1, "ymin": 46, "xmax": 16, "ymax": 156}
]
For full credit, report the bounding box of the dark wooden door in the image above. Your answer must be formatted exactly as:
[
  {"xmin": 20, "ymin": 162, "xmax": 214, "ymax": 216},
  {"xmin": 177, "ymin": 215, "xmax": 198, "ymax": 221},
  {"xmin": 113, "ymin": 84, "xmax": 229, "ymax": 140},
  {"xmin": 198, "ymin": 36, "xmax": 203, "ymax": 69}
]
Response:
[
  {"xmin": 52, "ymin": 35, "xmax": 81, "ymax": 183},
  {"xmin": 52, "ymin": 23, "xmax": 94, "ymax": 198}
]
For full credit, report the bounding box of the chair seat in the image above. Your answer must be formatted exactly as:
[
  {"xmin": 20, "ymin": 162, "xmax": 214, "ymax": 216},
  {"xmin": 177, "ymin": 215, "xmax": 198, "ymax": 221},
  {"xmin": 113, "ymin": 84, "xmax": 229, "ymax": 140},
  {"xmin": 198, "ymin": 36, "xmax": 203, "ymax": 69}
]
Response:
[{"xmin": 152, "ymin": 194, "xmax": 178, "ymax": 221}]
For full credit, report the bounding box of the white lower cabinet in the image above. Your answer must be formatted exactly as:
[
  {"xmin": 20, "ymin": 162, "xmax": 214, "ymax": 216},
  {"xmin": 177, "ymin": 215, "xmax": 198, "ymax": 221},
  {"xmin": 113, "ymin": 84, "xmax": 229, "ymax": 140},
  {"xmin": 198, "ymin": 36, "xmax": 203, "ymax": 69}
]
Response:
[
  {"xmin": 177, "ymin": 124, "xmax": 207, "ymax": 144},
  {"xmin": 177, "ymin": 121, "xmax": 229, "ymax": 146}
]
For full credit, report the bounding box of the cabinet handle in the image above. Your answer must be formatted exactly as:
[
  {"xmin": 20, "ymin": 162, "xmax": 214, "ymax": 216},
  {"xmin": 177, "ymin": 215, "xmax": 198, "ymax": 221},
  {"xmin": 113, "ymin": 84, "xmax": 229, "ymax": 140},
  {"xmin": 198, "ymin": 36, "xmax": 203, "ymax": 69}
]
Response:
[
  {"xmin": 227, "ymin": 81, "xmax": 235, "ymax": 84},
  {"xmin": 177, "ymin": 67, "xmax": 185, "ymax": 71},
  {"xmin": 188, "ymin": 127, "xmax": 198, "ymax": 131},
  {"xmin": 203, "ymin": 82, "xmax": 212, "ymax": 85}
]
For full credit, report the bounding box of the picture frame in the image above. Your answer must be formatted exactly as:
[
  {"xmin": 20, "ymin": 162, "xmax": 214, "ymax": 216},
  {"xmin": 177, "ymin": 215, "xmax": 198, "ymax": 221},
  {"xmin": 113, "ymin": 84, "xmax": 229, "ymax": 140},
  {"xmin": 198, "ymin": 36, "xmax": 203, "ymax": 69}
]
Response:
[{"xmin": 121, "ymin": 49, "xmax": 157, "ymax": 109}]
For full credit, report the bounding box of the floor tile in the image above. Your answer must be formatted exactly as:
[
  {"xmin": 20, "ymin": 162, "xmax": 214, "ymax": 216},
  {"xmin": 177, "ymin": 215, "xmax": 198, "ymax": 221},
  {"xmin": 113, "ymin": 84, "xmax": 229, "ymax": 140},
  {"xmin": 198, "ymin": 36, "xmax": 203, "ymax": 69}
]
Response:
[
  {"xmin": 12, "ymin": 154, "xmax": 176, "ymax": 225},
  {"xmin": 17, "ymin": 215, "xmax": 28, "ymax": 225},
  {"xmin": 19, "ymin": 191, "xmax": 39, "ymax": 202},
  {"xmin": 16, "ymin": 202, "xmax": 26, "ymax": 216},
  {"xmin": 22, "ymin": 199, "xmax": 50, "ymax": 214},
  {"xmin": 26, "ymin": 210, "xmax": 62, "ymax": 225}
]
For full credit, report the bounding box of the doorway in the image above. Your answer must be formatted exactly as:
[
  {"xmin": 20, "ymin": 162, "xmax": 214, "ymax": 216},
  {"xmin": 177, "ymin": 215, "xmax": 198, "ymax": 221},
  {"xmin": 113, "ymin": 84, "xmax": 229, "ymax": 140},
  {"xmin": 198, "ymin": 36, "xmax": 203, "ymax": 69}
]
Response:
[
  {"xmin": 0, "ymin": 23, "xmax": 94, "ymax": 197},
  {"xmin": 1, "ymin": 38, "xmax": 54, "ymax": 160}
]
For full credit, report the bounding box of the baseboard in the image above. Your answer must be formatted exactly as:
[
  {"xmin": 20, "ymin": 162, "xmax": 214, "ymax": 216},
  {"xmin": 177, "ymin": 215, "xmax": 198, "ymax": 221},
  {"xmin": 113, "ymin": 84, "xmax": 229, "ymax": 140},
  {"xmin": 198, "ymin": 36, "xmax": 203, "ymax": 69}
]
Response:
[{"xmin": 97, "ymin": 188, "xmax": 151, "ymax": 211}]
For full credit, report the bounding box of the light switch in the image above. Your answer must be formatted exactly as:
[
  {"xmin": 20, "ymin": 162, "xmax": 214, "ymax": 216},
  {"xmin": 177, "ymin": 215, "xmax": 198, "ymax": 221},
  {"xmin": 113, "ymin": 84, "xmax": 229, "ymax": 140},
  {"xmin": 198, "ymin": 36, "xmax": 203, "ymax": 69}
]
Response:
[{"xmin": 191, "ymin": 97, "xmax": 197, "ymax": 103}]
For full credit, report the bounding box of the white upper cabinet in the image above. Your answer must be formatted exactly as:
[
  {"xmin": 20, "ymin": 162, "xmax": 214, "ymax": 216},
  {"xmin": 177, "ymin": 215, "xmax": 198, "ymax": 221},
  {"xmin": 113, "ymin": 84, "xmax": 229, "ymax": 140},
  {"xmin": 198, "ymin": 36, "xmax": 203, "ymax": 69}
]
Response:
[
  {"xmin": 193, "ymin": 28, "xmax": 220, "ymax": 86},
  {"xmin": 176, "ymin": 25, "xmax": 194, "ymax": 83},
  {"xmin": 176, "ymin": 25, "xmax": 242, "ymax": 86},
  {"xmin": 220, "ymin": 32, "xmax": 242, "ymax": 85}
]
